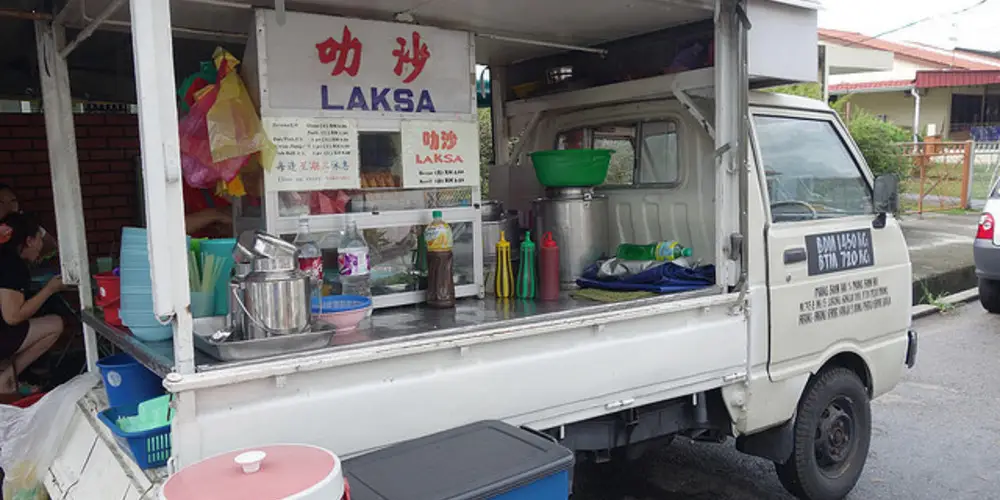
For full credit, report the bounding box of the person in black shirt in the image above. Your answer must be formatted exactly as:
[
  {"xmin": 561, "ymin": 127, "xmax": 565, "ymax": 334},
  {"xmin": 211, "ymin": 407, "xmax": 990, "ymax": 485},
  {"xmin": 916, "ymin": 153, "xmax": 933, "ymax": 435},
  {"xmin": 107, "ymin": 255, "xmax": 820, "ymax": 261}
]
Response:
[{"xmin": 0, "ymin": 212, "xmax": 66, "ymax": 395}]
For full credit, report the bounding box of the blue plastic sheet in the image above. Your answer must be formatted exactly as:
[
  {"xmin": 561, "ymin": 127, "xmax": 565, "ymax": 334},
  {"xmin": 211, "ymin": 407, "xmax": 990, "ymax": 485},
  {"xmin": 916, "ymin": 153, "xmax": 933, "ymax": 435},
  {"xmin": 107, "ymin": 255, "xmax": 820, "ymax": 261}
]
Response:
[{"xmin": 576, "ymin": 261, "xmax": 715, "ymax": 294}]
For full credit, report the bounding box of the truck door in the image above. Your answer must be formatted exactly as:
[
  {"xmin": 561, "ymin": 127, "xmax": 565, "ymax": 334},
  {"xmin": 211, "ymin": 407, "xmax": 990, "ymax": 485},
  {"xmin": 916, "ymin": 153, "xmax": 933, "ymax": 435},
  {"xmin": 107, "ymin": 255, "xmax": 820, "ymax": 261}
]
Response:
[{"xmin": 754, "ymin": 109, "xmax": 911, "ymax": 380}]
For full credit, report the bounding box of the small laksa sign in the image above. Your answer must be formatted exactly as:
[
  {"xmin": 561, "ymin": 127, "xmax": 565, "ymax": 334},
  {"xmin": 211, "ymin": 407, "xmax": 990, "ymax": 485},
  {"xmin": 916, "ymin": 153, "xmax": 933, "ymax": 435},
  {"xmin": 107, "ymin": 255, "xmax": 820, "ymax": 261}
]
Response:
[
  {"xmin": 259, "ymin": 11, "xmax": 473, "ymax": 115},
  {"xmin": 401, "ymin": 121, "xmax": 480, "ymax": 188}
]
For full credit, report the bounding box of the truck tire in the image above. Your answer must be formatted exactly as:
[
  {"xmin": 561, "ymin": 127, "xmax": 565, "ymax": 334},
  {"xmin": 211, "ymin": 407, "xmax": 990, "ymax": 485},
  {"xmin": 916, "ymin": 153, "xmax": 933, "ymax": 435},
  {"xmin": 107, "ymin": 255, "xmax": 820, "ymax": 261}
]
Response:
[
  {"xmin": 774, "ymin": 368, "xmax": 871, "ymax": 500},
  {"xmin": 979, "ymin": 278, "xmax": 1000, "ymax": 314}
]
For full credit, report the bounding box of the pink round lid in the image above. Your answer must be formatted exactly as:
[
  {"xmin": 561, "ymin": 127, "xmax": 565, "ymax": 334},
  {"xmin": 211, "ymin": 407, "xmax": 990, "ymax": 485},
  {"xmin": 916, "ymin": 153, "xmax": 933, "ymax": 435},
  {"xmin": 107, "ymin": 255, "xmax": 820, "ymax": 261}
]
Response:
[{"xmin": 161, "ymin": 444, "xmax": 343, "ymax": 500}]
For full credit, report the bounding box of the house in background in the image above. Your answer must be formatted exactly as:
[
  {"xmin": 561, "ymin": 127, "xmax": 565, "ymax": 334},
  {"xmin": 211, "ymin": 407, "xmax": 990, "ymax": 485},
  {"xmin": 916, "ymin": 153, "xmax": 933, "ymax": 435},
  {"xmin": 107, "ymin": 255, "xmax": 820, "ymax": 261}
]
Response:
[{"xmin": 822, "ymin": 29, "xmax": 1000, "ymax": 140}]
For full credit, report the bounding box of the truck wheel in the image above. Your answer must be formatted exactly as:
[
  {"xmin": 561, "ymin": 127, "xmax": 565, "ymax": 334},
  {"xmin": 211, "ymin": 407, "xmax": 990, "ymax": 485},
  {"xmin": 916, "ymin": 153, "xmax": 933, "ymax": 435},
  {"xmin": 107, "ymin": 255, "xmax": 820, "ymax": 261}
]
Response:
[
  {"xmin": 774, "ymin": 368, "xmax": 871, "ymax": 500},
  {"xmin": 979, "ymin": 278, "xmax": 1000, "ymax": 314}
]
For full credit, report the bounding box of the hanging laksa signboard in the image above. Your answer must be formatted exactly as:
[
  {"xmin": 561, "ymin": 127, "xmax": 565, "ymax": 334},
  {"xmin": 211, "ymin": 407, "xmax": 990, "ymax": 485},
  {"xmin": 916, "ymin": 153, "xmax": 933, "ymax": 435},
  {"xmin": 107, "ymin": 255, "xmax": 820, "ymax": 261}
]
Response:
[{"xmin": 257, "ymin": 10, "xmax": 473, "ymax": 115}]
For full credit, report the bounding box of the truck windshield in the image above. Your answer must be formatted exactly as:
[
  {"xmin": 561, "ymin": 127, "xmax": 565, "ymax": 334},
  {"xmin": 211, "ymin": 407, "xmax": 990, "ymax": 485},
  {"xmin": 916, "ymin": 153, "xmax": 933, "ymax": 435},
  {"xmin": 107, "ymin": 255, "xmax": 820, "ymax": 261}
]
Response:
[{"xmin": 755, "ymin": 114, "xmax": 874, "ymax": 222}]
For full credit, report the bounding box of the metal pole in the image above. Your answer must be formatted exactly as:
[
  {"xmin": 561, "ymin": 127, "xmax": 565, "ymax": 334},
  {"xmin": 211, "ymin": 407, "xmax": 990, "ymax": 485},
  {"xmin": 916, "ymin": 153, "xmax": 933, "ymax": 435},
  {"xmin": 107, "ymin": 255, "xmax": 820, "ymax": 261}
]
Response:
[
  {"xmin": 128, "ymin": 0, "xmax": 195, "ymax": 375},
  {"xmin": 910, "ymin": 88, "xmax": 922, "ymax": 144},
  {"xmin": 59, "ymin": 0, "xmax": 127, "ymax": 58},
  {"xmin": 34, "ymin": 21, "xmax": 99, "ymax": 371}
]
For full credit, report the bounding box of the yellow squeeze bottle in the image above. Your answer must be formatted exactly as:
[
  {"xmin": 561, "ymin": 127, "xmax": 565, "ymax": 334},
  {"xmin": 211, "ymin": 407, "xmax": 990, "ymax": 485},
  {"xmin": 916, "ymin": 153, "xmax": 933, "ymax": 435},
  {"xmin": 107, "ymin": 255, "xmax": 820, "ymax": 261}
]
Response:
[{"xmin": 495, "ymin": 231, "xmax": 514, "ymax": 298}]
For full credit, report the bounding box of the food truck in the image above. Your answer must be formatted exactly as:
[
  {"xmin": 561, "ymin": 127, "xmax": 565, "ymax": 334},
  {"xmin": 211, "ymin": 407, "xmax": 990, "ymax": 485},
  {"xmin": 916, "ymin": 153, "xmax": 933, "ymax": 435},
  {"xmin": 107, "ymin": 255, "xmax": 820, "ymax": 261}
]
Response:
[{"xmin": 22, "ymin": 0, "xmax": 915, "ymax": 499}]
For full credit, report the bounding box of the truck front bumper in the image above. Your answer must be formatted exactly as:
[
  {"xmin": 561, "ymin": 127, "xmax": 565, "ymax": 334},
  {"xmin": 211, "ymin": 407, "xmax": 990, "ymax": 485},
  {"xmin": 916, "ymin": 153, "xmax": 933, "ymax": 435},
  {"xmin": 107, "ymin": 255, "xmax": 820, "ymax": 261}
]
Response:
[{"xmin": 906, "ymin": 329, "xmax": 918, "ymax": 369}]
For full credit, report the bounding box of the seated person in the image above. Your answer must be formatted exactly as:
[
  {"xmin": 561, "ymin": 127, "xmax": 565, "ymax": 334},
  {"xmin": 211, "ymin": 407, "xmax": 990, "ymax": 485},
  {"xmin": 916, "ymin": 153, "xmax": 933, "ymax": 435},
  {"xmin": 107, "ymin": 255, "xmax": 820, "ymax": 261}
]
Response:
[
  {"xmin": 0, "ymin": 184, "xmax": 57, "ymax": 261},
  {"xmin": 0, "ymin": 212, "xmax": 66, "ymax": 396}
]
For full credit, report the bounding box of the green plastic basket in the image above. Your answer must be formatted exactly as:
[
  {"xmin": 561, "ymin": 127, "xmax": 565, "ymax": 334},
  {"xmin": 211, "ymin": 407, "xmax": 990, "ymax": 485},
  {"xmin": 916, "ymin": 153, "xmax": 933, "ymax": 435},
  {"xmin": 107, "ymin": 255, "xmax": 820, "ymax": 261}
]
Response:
[{"xmin": 530, "ymin": 149, "xmax": 613, "ymax": 187}]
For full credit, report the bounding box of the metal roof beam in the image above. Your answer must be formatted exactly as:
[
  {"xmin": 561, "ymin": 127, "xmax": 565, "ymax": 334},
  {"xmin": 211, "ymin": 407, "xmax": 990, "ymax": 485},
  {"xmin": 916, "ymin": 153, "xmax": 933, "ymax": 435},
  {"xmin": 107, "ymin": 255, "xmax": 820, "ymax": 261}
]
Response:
[{"xmin": 59, "ymin": 0, "xmax": 125, "ymax": 58}]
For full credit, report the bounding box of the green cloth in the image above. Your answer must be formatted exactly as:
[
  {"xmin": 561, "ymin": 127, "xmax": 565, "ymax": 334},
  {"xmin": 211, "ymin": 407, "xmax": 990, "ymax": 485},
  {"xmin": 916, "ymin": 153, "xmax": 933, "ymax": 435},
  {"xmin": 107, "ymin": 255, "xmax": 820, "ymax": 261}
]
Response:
[{"xmin": 571, "ymin": 288, "xmax": 657, "ymax": 303}]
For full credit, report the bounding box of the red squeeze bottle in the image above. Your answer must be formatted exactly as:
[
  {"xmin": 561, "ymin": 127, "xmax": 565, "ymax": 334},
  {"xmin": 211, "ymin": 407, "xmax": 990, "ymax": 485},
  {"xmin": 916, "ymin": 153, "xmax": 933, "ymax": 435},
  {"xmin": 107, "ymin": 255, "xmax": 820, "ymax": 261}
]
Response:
[{"xmin": 539, "ymin": 232, "xmax": 560, "ymax": 301}]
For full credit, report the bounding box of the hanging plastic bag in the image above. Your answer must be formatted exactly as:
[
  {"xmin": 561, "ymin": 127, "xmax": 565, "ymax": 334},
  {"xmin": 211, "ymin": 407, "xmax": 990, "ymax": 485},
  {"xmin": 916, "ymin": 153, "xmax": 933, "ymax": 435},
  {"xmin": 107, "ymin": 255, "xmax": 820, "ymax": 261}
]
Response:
[
  {"xmin": 0, "ymin": 373, "xmax": 100, "ymax": 500},
  {"xmin": 206, "ymin": 48, "xmax": 275, "ymax": 169},
  {"xmin": 179, "ymin": 85, "xmax": 248, "ymax": 189}
]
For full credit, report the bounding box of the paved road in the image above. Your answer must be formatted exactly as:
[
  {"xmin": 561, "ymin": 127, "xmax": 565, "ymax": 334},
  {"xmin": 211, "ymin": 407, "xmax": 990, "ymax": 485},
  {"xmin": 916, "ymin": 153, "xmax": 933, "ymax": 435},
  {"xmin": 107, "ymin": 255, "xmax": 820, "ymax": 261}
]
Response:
[{"xmin": 574, "ymin": 303, "xmax": 1000, "ymax": 499}]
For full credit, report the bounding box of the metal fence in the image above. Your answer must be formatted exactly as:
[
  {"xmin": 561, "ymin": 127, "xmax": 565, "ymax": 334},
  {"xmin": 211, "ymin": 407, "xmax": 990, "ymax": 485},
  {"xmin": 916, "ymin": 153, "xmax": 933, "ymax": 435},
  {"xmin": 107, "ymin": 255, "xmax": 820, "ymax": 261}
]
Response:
[{"xmin": 894, "ymin": 141, "xmax": 972, "ymax": 215}]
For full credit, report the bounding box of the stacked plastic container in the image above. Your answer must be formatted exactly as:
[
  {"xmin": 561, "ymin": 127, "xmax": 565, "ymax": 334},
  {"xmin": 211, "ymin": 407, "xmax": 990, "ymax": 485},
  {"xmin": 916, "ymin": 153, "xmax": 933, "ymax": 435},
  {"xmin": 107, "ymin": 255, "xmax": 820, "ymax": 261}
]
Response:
[{"xmin": 118, "ymin": 227, "xmax": 173, "ymax": 342}]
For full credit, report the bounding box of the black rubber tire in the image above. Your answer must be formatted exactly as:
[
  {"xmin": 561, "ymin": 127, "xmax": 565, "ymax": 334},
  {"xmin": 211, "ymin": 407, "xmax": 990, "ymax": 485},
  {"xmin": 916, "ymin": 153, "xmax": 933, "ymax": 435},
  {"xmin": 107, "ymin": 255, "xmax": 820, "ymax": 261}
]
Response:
[
  {"xmin": 775, "ymin": 368, "xmax": 871, "ymax": 500},
  {"xmin": 979, "ymin": 278, "xmax": 1000, "ymax": 314}
]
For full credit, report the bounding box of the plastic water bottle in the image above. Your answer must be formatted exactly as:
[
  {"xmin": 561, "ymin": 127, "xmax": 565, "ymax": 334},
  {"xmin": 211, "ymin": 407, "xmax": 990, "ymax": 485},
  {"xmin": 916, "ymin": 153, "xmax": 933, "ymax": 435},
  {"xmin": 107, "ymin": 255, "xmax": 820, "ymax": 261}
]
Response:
[
  {"xmin": 338, "ymin": 219, "xmax": 371, "ymax": 299},
  {"xmin": 616, "ymin": 241, "xmax": 693, "ymax": 261},
  {"xmin": 294, "ymin": 218, "xmax": 323, "ymax": 283}
]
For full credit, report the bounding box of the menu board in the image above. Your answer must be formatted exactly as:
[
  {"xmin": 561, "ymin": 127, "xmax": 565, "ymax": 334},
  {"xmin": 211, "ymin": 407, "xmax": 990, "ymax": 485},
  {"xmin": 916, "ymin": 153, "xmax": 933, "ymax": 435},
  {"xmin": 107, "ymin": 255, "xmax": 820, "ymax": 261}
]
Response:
[
  {"xmin": 400, "ymin": 120, "xmax": 479, "ymax": 189},
  {"xmin": 263, "ymin": 117, "xmax": 360, "ymax": 192}
]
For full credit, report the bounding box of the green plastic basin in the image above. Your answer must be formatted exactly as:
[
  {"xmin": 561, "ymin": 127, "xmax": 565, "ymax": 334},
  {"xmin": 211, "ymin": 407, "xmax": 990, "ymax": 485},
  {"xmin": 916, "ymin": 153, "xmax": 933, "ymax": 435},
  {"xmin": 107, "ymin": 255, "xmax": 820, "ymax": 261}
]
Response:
[{"xmin": 530, "ymin": 149, "xmax": 613, "ymax": 187}]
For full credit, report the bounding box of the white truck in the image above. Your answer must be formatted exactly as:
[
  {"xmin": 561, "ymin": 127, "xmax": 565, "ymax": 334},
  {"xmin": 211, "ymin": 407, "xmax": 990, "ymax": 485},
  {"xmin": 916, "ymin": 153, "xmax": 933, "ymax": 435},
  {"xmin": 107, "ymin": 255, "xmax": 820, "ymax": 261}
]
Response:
[{"xmin": 35, "ymin": 1, "xmax": 915, "ymax": 499}]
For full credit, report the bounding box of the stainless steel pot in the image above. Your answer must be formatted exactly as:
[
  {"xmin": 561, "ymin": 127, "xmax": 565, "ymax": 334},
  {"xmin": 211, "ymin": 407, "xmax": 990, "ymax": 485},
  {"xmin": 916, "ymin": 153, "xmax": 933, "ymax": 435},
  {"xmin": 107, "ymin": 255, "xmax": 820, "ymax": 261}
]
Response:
[
  {"xmin": 483, "ymin": 213, "xmax": 521, "ymax": 261},
  {"xmin": 481, "ymin": 200, "xmax": 505, "ymax": 221},
  {"xmin": 241, "ymin": 269, "xmax": 311, "ymax": 340},
  {"xmin": 532, "ymin": 187, "xmax": 609, "ymax": 288}
]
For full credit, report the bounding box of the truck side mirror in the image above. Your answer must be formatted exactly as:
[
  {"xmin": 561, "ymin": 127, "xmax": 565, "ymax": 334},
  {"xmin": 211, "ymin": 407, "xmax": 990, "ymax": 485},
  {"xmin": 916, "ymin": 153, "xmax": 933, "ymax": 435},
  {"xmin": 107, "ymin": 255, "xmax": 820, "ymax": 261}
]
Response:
[{"xmin": 872, "ymin": 174, "xmax": 899, "ymax": 229}]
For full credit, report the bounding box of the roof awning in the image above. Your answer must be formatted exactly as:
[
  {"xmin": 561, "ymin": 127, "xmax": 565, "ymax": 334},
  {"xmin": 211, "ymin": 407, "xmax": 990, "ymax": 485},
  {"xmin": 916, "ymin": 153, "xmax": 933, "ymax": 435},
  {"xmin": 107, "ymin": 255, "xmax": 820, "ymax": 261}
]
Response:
[{"xmin": 54, "ymin": 0, "xmax": 818, "ymax": 65}]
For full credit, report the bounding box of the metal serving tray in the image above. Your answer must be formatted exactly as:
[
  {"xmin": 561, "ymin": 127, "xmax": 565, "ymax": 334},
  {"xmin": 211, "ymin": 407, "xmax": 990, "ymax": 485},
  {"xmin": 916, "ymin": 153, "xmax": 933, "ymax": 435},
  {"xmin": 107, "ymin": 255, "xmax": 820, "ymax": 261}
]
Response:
[{"xmin": 192, "ymin": 316, "xmax": 336, "ymax": 362}]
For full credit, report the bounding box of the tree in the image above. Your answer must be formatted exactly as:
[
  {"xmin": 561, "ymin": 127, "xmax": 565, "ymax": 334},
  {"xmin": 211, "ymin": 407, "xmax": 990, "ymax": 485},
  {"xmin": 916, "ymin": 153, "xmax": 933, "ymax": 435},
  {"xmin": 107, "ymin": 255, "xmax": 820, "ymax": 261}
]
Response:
[
  {"xmin": 478, "ymin": 107, "xmax": 494, "ymax": 195},
  {"xmin": 767, "ymin": 86, "xmax": 912, "ymax": 177}
]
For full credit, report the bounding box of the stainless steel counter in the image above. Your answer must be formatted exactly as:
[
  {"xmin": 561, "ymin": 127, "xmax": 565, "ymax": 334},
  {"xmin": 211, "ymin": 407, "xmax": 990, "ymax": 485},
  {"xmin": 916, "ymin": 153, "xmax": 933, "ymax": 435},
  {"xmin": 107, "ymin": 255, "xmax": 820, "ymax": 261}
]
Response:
[{"xmin": 85, "ymin": 288, "xmax": 714, "ymax": 377}]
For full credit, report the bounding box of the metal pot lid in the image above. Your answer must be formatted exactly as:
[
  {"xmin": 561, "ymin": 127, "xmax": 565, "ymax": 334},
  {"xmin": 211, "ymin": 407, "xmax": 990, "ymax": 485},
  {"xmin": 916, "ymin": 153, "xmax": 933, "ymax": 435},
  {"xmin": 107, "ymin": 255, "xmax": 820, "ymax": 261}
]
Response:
[
  {"xmin": 252, "ymin": 255, "xmax": 297, "ymax": 273},
  {"xmin": 160, "ymin": 444, "xmax": 344, "ymax": 500}
]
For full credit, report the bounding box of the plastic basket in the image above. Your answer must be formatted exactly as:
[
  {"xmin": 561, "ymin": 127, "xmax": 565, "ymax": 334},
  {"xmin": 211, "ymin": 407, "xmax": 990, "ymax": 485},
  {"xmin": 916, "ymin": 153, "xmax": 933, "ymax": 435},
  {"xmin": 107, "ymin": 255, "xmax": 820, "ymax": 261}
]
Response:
[{"xmin": 98, "ymin": 404, "xmax": 172, "ymax": 470}]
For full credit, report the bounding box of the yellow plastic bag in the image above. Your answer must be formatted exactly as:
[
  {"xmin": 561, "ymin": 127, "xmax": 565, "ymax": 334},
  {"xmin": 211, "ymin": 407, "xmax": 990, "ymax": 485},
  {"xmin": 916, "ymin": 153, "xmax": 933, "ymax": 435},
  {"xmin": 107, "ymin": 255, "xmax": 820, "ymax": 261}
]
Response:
[{"xmin": 206, "ymin": 48, "xmax": 275, "ymax": 169}]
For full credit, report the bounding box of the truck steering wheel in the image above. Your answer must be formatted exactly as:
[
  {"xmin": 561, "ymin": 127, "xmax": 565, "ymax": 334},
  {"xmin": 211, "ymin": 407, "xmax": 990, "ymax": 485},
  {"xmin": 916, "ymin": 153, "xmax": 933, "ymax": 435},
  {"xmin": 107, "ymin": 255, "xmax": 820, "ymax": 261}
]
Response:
[{"xmin": 770, "ymin": 200, "xmax": 819, "ymax": 220}]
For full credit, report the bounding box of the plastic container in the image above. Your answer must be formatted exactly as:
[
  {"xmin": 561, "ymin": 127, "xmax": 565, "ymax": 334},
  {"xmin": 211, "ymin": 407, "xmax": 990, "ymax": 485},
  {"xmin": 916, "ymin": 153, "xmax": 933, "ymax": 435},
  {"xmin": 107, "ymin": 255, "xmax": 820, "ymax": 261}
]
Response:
[
  {"xmin": 201, "ymin": 238, "xmax": 237, "ymax": 315},
  {"xmin": 344, "ymin": 420, "xmax": 573, "ymax": 500},
  {"xmin": 95, "ymin": 272, "xmax": 123, "ymax": 326},
  {"xmin": 96, "ymin": 354, "xmax": 165, "ymax": 408},
  {"xmin": 190, "ymin": 291, "xmax": 215, "ymax": 318},
  {"xmin": 312, "ymin": 295, "xmax": 372, "ymax": 332},
  {"xmin": 539, "ymin": 232, "xmax": 560, "ymax": 301},
  {"xmin": 160, "ymin": 444, "xmax": 346, "ymax": 500},
  {"xmin": 530, "ymin": 149, "xmax": 613, "ymax": 187},
  {"xmin": 94, "ymin": 272, "xmax": 121, "ymax": 305},
  {"xmin": 98, "ymin": 403, "xmax": 171, "ymax": 470}
]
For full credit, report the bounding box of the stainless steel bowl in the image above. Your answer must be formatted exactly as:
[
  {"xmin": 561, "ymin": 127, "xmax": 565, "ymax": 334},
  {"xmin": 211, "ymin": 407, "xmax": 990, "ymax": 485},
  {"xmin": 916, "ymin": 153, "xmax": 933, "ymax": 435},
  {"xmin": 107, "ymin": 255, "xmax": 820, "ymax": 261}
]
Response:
[
  {"xmin": 252, "ymin": 231, "xmax": 297, "ymax": 259},
  {"xmin": 253, "ymin": 254, "xmax": 297, "ymax": 273}
]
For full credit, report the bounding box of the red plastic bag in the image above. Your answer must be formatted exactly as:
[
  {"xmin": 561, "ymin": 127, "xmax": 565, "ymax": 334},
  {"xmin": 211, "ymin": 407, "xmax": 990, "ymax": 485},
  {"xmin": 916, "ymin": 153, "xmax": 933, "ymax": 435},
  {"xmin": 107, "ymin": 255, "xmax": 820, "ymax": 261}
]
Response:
[{"xmin": 178, "ymin": 86, "xmax": 247, "ymax": 188}]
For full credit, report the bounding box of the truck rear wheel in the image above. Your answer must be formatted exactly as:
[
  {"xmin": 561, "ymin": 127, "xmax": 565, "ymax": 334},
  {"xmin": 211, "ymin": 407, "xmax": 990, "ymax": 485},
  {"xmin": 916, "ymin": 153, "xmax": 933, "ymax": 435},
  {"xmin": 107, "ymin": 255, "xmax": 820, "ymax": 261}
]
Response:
[
  {"xmin": 774, "ymin": 368, "xmax": 871, "ymax": 500},
  {"xmin": 978, "ymin": 278, "xmax": 1000, "ymax": 314}
]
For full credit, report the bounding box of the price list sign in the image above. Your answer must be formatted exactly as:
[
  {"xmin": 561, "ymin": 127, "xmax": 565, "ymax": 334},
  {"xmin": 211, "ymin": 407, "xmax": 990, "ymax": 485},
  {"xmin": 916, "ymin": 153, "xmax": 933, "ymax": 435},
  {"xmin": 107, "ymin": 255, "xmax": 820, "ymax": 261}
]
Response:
[
  {"xmin": 401, "ymin": 120, "xmax": 479, "ymax": 189},
  {"xmin": 263, "ymin": 117, "xmax": 360, "ymax": 192}
]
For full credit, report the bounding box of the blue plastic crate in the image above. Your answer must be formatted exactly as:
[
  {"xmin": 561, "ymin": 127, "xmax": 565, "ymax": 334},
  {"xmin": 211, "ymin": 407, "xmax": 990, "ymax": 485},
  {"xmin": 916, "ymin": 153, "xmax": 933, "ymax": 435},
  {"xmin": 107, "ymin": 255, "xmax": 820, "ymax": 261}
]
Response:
[{"xmin": 97, "ymin": 403, "xmax": 172, "ymax": 470}]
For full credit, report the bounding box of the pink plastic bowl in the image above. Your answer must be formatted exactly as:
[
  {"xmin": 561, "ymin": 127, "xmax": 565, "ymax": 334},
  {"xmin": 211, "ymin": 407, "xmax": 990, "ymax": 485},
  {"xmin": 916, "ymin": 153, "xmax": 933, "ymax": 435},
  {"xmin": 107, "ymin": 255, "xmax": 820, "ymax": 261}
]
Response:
[{"xmin": 316, "ymin": 307, "xmax": 370, "ymax": 332}]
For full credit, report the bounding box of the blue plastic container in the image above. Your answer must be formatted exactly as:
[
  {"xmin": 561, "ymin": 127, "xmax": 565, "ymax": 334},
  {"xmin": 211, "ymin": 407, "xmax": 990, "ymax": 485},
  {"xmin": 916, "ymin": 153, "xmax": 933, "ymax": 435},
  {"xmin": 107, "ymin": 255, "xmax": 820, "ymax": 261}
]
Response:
[
  {"xmin": 200, "ymin": 238, "xmax": 236, "ymax": 316},
  {"xmin": 344, "ymin": 420, "xmax": 574, "ymax": 500},
  {"xmin": 96, "ymin": 354, "xmax": 164, "ymax": 408},
  {"xmin": 311, "ymin": 295, "xmax": 372, "ymax": 314},
  {"xmin": 98, "ymin": 403, "xmax": 171, "ymax": 470},
  {"xmin": 120, "ymin": 292, "xmax": 156, "ymax": 312}
]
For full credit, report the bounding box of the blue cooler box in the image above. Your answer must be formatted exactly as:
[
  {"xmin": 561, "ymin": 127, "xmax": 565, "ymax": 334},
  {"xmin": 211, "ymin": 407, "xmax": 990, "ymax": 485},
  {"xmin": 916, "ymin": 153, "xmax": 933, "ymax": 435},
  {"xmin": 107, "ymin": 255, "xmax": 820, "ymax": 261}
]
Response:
[{"xmin": 344, "ymin": 420, "xmax": 574, "ymax": 500}]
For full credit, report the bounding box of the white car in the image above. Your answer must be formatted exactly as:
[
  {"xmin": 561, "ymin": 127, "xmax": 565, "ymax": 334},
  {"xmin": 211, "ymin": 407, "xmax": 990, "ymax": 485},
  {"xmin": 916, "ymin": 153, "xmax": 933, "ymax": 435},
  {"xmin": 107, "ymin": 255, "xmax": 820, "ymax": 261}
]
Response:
[{"xmin": 975, "ymin": 190, "xmax": 1000, "ymax": 312}]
